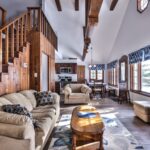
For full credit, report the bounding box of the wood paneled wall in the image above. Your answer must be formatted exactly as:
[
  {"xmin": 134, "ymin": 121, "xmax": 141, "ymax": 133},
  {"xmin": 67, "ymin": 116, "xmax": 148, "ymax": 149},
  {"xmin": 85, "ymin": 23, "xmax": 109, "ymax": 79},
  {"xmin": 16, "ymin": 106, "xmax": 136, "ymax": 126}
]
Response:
[
  {"xmin": 29, "ymin": 31, "xmax": 55, "ymax": 92},
  {"xmin": 0, "ymin": 42, "xmax": 30, "ymax": 95}
]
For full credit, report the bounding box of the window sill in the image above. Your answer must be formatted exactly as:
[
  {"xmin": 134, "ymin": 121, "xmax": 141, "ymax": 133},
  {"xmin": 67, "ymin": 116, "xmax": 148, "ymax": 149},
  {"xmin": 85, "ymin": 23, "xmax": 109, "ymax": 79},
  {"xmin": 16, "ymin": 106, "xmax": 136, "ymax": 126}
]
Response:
[{"xmin": 130, "ymin": 90, "xmax": 150, "ymax": 97}]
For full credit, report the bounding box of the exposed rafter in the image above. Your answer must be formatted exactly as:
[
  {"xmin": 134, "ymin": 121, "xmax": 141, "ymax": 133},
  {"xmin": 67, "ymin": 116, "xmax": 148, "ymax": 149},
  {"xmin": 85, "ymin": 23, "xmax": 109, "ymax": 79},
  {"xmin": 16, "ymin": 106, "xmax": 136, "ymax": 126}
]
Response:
[
  {"xmin": 75, "ymin": 0, "xmax": 79, "ymax": 11},
  {"xmin": 82, "ymin": 0, "xmax": 103, "ymax": 61},
  {"xmin": 110, "ymin": 0, "xmax": 118, "ymax": 11},
  {"xmin": 55, "ymin": 0, "xmax": 62, "ymax": 11}
]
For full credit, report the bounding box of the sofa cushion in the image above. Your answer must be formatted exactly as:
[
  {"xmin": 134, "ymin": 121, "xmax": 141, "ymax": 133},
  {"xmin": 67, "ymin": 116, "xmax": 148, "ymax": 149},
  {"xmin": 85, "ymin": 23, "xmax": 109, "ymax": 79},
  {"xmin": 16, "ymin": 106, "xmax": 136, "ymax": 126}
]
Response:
[
  {"xmin": 20, "ymin": 90, "xmax": 37, "ymax": 108},
  {"xmin": 69, "ymin": 93, "xmax": 86, "ymax": 99},
  {"xmin": 3, "ymin": 93, "xmax": 33, "ymax": 112},
  {"xmin": 32, "ymin": 105, "xmax": 56, "ymax": 114},
  {"xmin": 0, "ymin": 98, "xmax": 12, "ymax": 107},
  {"xmin": 32, "ymin": 110, "xmax": 55, "ymax": 120},
  {"xmin": 35, "ymin": 117, "xmax": 53, "ymax": 147},
  {"xmin": 34, "ymin": 91, "xmax": 54, "ymax": 106},
  {"xmin": 69, "ymin": 84, "xmax": 82, "ymax": 93}
]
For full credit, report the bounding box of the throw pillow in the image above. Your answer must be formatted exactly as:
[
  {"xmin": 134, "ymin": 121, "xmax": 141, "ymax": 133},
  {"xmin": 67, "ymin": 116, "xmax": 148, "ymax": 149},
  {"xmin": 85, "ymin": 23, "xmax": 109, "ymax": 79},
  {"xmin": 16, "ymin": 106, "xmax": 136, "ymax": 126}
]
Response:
[
  {"xmin": 2, "ymin": 104, "xmax": 37, "ymax": 128},
  {"xmin": 34, "ymin": 91, "xmax": 54, "ymax": 106}
]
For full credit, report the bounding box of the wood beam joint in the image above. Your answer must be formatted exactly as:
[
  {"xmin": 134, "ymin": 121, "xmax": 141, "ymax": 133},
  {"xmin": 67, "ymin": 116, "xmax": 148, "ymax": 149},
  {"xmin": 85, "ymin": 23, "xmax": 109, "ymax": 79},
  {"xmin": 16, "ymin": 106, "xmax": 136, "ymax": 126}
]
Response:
[
  {"xmin": 55, "ymin": 0, "xmax": 62, "ymax": 11},
  {"xmin": 75, "ymin": 0, "xmax": 79, "ymax": 11},
  {"xmin": 110, "ymin": 0, "xmax": 118, "ymax": 11}
]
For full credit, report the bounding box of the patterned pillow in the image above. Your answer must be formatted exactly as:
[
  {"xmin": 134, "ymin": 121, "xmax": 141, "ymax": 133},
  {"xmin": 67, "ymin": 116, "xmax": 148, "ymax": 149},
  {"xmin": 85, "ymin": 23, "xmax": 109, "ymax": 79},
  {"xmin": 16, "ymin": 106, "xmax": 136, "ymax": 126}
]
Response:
[
  {"xmin": 2, "ymin": 104, "xmax": 37, "ymax": 128},
  {"xmin": 34, "ymin": 91, "xmax": 54, "ymax": 106}
]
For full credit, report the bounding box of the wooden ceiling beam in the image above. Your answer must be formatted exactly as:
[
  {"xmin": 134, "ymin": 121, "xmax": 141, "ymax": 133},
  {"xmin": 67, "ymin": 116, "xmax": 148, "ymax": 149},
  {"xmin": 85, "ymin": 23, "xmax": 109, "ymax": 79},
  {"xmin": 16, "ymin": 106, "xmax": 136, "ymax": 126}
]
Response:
[
  {"xmin": 75, "ymin": 0, "xmax": 79, "ymax": 11},
  {"xmin": 82, "ymin": 0, "xmax": 103, "ymax": 60},
  {"xmin": 110, "ymin": 0, "xmax": 118, "ymax": 10},
  {"xmin": 55, "ymin": 0, "xmax": 62, "ymax": 11}
]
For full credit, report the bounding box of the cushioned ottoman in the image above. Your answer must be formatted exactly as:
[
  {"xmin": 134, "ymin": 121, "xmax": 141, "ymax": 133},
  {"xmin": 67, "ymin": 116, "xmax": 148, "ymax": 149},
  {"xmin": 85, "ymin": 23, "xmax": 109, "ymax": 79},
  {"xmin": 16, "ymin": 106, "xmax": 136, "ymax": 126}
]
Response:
[{"xmin": 133, "ymin": 101, "xmax": 150, "ymax": 123}]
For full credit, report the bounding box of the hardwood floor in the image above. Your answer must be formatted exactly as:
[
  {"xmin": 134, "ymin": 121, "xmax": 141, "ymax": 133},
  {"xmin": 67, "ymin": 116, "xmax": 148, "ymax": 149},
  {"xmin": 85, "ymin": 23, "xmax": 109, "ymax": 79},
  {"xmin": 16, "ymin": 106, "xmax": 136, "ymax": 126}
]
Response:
[{"xmin": 44, "ymin": 96, "xmax": 150, "ymax": 150}]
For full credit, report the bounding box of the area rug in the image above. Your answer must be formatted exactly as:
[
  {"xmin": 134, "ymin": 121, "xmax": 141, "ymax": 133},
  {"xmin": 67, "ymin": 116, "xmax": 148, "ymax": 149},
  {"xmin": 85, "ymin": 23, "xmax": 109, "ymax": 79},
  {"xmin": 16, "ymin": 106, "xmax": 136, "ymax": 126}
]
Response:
[{"xmin": 48, "ymin": 113, "xmax": 144, "ymax": 150}]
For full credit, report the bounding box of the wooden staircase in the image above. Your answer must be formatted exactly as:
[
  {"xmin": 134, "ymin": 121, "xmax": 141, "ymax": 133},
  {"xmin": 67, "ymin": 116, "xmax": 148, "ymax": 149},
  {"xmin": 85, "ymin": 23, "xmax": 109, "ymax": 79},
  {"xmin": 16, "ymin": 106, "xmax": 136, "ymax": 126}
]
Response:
[{"xmin": 0, "ymin": 7, "xmax": 57, "ymax": 95}]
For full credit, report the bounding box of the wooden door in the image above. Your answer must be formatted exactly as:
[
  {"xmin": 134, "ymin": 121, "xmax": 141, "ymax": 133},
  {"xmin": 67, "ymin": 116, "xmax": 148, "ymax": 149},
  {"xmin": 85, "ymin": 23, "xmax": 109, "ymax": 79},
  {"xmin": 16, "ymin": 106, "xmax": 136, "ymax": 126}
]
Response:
[{"xmin": 77, "ymin": 65, "xmax": 85, "ymax": 83}]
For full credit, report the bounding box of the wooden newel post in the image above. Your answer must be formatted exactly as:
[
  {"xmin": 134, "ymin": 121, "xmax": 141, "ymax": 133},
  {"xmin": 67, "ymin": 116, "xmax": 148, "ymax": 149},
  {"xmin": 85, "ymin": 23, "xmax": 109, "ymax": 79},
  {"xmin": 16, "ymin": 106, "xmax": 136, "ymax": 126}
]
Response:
[
  {"xmin": 27, "ymin": 8, "xmax": 31, "ymax": 33},
  {"xmin": 0, "ymin": 7, "xmax": 7, "ymax": 26}
]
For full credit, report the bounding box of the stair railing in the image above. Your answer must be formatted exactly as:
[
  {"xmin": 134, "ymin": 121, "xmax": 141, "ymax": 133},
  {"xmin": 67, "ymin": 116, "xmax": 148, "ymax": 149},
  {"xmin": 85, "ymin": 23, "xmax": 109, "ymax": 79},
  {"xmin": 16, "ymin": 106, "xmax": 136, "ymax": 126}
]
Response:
[{"xmin": 0, "ymin": 7, "xmax": 57, "ymax": 72}]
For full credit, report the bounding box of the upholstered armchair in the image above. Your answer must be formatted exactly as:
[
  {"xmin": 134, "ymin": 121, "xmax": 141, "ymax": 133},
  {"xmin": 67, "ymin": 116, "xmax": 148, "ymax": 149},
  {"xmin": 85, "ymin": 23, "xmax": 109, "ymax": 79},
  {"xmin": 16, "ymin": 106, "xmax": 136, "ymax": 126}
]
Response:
[{"xmin": 63, "ymin": 84, "xmax": 92, "ymax": 104}]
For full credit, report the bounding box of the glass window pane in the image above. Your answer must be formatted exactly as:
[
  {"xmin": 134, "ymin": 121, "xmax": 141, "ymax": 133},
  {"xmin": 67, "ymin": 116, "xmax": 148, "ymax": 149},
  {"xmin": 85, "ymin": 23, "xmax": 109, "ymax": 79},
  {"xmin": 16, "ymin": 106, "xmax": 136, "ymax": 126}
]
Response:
[
  {"xmin": 91, "ymin": 70, "xmax": 96, "ymax": 79},
  {"xmin": 133, "ymin": 63, "xmax": 138, "ymax": 90},
  {"xmin": 141, "ymin": 60, "xmax": 150, "ymax": 93},
  {"xmin": 97, "ymin": 70, "xmax": 103, "ymax": 80},
  {"xmin": 121, "ymin": 62, "xmax": 125, "ymax": 81}
]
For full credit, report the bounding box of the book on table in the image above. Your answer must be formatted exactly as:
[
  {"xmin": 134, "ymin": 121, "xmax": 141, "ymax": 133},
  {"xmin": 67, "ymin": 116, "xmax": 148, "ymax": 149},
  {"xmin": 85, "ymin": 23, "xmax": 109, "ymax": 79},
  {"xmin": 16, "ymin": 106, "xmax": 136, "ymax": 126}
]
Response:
[{"xmin": 77, "ymin": 111, "xmax": 96, "ymax": 118}]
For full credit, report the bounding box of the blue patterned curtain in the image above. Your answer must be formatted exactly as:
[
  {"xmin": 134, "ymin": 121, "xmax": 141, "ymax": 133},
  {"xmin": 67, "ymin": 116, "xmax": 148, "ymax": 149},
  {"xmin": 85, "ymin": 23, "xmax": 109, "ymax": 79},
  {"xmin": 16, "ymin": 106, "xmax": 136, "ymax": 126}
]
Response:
[
  {"xmin": 96, "ymin": 64, "xmax": 105, "ymax": 70},
  {"xmin": 129, "ymin": 49, "xmax": 144, "ymax": 64},
  {"xmin": 107, "ymin": 60, "xmax": 118, "ymax": 69},
  {"xmin": 143, "ymin": 45, "xmax": 150, "ymax": 61},
  {"xmin": 89, "ymin": 64, "xmax": 105, "ymax": 70}
]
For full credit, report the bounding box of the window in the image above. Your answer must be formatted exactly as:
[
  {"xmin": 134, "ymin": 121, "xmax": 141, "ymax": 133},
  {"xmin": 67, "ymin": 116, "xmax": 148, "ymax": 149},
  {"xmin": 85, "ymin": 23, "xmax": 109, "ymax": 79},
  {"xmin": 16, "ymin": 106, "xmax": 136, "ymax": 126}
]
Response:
[
  {"xmin": 90, "ymin": 69, "xmax": 96, "ymax": 80},
  {"xmin": 141, "ymin": 60, "xmax": 150, "ymax": 93},
  {"xmin": 97, "ymin": 70, "xmax": 103, "ymax": 80},
  {"xmin": 89, "ymin": 65, "xmax": 104, "ymax": 81},
  {"xmin": 133, "ymin": 63, "xmax": 139, "ymax": 90},
  {"xmin": 130, "ymin": 60, "xmax": 150, "ymax": 93},
  {"xmin": 108, "ymin": 68, "xmax": 118, "ymax": 86}
]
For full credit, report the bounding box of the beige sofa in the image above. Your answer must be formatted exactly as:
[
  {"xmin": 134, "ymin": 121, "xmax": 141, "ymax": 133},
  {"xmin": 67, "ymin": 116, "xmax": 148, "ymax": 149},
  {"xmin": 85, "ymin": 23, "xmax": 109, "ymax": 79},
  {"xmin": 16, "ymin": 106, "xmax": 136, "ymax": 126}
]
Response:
[
  {"xmin": 63, "ymin": 84, "xmax": 92, "ymax": 104},
  {"xmin": 133, "ymin": 101, "xmax": 150, "ymax": 123},
  {"xmin": 0, "ymin": 90, "xmax": 60, "ymax": 150}
]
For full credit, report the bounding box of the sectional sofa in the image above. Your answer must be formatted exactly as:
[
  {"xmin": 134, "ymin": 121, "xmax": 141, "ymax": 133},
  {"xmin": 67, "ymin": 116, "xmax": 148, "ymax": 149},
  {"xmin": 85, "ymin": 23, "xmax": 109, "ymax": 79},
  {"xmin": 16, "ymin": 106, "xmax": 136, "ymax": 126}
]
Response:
[{"xmin": 0, "ymin": 90, "xmax": 60, "ymax": 150}]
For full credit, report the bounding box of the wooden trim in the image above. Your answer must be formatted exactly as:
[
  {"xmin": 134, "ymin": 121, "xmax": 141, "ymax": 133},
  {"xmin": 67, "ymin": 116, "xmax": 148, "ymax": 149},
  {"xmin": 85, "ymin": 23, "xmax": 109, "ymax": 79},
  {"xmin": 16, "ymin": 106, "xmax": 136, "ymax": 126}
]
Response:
[
  {"xmin": 10, "ymin": 24, "xmax": 14, "ymax": 57},
  {"xmin": 130, "ymin": 90, "xmax": 150, "ymax": 97},
  {"xmin": 110, "ymin": 0, "xmax": 118, "ymax": 10},
  {"xmin": 0, "ymin": 31, "xmax": 2, "ymax": 72},
  {"xmin": 138, "ymin": 63, "xmax": 141, "ymax": 91},
  {"xmin": 55, "ymin": 0, "xmax": 62, "ymax": 11},
  {"xmin": 75, "ymin": 0, "xmax": 79, "ymax": 11}
]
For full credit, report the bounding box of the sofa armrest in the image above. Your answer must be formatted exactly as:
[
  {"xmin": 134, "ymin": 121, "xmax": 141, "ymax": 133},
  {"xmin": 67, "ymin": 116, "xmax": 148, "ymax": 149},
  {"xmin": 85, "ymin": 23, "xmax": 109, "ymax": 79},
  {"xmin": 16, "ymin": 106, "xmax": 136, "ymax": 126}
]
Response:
[
  {"xmin": 63, "ymin": 86, "xmax": 72, "ymax": 95},
  {"xmin": 0, "ymin": 112, "xmax": 35, "ymax": 140},
  {"xmin": 51, "ymin": 92, "xmax": 60, "ymax": 104},
  {"xmin": 81, "ymin": 85, "xmax": 92, "ymax": 94}
]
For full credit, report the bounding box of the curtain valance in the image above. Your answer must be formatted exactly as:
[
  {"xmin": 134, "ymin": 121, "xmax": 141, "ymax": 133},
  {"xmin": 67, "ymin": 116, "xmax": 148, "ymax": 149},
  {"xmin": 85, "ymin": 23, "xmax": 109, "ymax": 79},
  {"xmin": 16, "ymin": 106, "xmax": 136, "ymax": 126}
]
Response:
[
  {"xmin": 129, "ymin": 45, "xmax": 150, "ymax": 64},
  {"xmin": 107, "ymin": 60, "xmax": 118, "ymax": 69},
  {"xmin": 89, "ymin": 64, "xmax": 105, "ymax": 70},
  {"xmin": 143, "ymin": 46, "xmax": 150, "ymax": 61}
]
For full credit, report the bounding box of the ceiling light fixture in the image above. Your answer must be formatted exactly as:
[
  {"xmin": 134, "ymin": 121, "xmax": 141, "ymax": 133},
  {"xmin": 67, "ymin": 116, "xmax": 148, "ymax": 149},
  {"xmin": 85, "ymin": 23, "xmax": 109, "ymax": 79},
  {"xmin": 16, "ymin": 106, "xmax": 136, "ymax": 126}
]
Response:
[{"xmin": 89, "ymin": 45, "xmax": 96, "ymax": 68}]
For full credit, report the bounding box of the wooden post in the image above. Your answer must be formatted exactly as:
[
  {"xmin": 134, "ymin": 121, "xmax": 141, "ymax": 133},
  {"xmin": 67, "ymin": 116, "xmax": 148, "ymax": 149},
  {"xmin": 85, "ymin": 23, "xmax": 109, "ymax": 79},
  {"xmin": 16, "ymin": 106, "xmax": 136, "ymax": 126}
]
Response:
[
  {"xmin": 5, "ymin": 28, "xmax": 9, "ymax": 64},
  {"xmin": 23, "ymin": 14, "xmax": 27, "ymax": 43},
  {"xmin": 16, "ymin": 21, "xmax": 19, "ymax": 52},
  {"xmin": 11, "ymin": 24, "xmax": 14, "ymax": 57},
  {"xmin": 0, "ymin": 31, "xmax": 2, "ymax": 72},
  {"xmin": 0, "ymin": 7, "xmax": 7, "ymax": 26},
  {"xmin": 38, "ymin": 9, "xmax": 41, "ymax": 32}
]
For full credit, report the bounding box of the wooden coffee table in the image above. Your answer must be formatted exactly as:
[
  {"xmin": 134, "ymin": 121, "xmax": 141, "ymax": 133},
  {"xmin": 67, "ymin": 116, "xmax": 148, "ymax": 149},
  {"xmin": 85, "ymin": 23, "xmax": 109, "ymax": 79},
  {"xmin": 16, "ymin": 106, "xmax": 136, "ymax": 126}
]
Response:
[{"xmin": 71, "ymin": 105, "xmax": 104, "ymax": 150}]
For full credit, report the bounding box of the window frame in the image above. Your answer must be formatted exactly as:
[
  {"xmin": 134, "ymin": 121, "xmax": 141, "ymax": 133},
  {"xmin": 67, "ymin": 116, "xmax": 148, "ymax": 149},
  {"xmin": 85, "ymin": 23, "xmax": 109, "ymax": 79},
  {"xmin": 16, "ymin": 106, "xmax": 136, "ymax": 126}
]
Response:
[
  {"xmin": 108, "ymin": 67, "xmax": 118, "ymax": 87},
  {"xmin": 130, "ymin": 62, "xmax": 150, "ymax": 97},
  {"xmin": 89, "ymin": 69, "xmax": 104, "ymax": 82}
]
